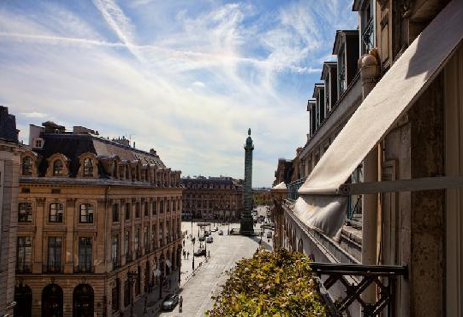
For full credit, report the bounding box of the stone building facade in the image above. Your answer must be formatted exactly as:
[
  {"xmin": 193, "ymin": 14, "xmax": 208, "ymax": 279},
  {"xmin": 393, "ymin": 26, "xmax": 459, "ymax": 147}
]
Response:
[
  {"xmin": 181, "ymin": 177, "xmax": 243, "ymax": 221},
  {"xmin": 0, "ymin": 107, "xmax": 22, "ymax": 317},
  {"xmin": 15, "ymin": 122, "xmax": 182, "ymax": 317},
  {"xmin": 274, "ymin": 0, "xmax": 463, "ymax": 316}
]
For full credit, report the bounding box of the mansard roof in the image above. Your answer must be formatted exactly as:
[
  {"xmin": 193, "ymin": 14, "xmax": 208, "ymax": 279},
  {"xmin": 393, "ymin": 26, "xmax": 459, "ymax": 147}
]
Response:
[{"xmin": 34, "ymin": 133, "xmax": 165, "ymax": 177}]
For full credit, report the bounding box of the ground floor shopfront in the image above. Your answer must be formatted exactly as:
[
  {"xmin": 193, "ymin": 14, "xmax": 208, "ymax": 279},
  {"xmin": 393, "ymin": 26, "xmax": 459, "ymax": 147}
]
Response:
[{"xmin": 14, "ymin": 244, "xmax": 182, "ymax": 317}]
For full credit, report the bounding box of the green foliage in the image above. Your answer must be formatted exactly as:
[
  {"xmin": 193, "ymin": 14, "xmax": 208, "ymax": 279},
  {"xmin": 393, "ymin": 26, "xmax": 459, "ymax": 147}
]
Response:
[{"xmin": 206, "ymin": 249, "xmax": 327, "ymax": 317}]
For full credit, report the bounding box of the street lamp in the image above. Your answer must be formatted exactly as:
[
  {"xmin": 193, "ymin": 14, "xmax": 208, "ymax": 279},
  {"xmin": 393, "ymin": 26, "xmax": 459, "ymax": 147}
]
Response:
[
  {"xmin": 192, "ymin": 237, "xmax": 196, "ymax": 270},
  {"xmin": 127, "ymin": 270, "xmax": 138, "ymax": 317},
  {"xmin": 154, "ymin": 267, "xmax": 162, "ymax": 300}
]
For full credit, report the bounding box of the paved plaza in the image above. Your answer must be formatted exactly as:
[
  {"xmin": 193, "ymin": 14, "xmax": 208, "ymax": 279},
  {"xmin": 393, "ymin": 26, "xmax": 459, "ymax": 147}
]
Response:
[{"xmin": 127, "ymin": 217, "xmax": 272, "ymax": 317}]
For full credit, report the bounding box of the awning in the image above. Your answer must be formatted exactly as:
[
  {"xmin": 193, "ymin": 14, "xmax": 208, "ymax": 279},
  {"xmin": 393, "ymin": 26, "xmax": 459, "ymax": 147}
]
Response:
[
  {"xmin": 299, "ymin": 0, "xmax": 463, "ymax": 196},
  {"xmin": 292, "ymin": 0, "xmax": 463, "ymax": 238}
]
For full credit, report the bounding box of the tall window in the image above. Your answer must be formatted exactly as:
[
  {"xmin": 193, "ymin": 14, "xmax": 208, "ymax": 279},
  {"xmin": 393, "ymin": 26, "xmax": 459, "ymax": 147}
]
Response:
[
  {"xmin": 53, "ymin": 160, "xmax": 64, "ymax": 176},
  {"xmin": 160, "ymin": 200, "xmax": 164, "ymax": 213},
  {"xmin": 18, "ymin": 202, "xmax": 32, "ymax": 223},
  {"xmin": 112, "ymin": 279, "xmax": 120, "ymax": 313},
  {"xmin": 83, "ymin": 158, "xmax": 93, "ymax": 177},
  {"xmin": 78, "ymin": 237, "xmax": 92, "ymax": 272},
  {"xmin": 135, "ymin": 228, "xmax": 140, "ymax": 257},
  {"xmin": 159, "ymin": 223, "xmax": 163, "ymax": 246},
  {"xmin": 124, "ymin": 279, "xmax": 130, "ymax": 307},
  {"xmin": 22, "ymin": 156, "xmax": 33, "ymax": 176},
  {"xmin": 152, "ymin": 201, "xmax": 157, "ymax": 215},
  {"xmin": 112, "ymin": 235, "xmax": 119, "ymax": 267},
  {"xmin": 48, "ymin": 237, "xmax": 62, "ymax": 272},
  {"xmin": 135, "ymin": 202, "xmax": 140, "ymax": 218},
  {"xmin": 166, "ymin": 221, "xmax": 170, "ymax": 243},
  {"xmin": 144, "ymin": 201, "xmax": 149, "ymax": 217},
  {"xmin": 143, "ymin": 227, "xmax": 149, "ymax": 252},
  {"xmin": 112, "ymin": 204, "xmax": 119, "ymax": 223},
  {"xmin": 49, "ymin": 203, "xmax": 63, "ymax": 223},
  {"xmin": 125, "ymin": 203, "xmax": 131, "ymax": 220},
  {"xmin": 79, "ymin": 204, "xmax": 94, "ymax": 223},
  {"xmin": 361, "ymin": 0, "xmax": 374, "ymax": 54},
  {"xmin": 17, "ymin": 236, "xmax": 32, "ymax": 273},
  {"xmin": 151, "ymin": 225, "xmax": 157, "ymax": 249},
  {"xmin": 124, "ymin": 231, "xmax": 130, "ymax": 261},
  {"xmin": 338, "ymin": 45, "xmax": 346, "ymax": 95}
]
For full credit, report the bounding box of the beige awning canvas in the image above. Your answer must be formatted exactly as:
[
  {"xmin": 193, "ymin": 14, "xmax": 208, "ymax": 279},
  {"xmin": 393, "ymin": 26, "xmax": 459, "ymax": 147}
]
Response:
[
  {"xmin": 293, "ymin": 0, "xmax": 463, "ymax": 238},
  {"xmin": 299, "ymin": 0, "xmax": 463, "ymax": 196}
]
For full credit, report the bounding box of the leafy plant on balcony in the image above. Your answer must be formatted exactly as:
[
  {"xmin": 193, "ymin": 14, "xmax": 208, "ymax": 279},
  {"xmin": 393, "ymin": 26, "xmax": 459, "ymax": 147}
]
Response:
[{"xmin": 206, "ymin": 249, "xmax": 327, "ymax": 317}]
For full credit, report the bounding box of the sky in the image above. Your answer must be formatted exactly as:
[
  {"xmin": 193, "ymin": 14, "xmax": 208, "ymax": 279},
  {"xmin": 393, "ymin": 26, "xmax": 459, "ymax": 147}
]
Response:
[{"xmin": 0, "ymin": 0, "xmax": 357, "ymax": 187}]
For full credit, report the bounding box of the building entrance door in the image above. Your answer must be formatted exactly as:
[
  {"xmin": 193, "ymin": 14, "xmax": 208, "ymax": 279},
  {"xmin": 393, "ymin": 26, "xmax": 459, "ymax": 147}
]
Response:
[
  {"xmin": 42, "ymin": 284, "xmax": 63, "ymax": 317},
  {"xmin": 73, "ymin": 284, "xmax": 94, "ymax": 317},
  {"xmin": 14, "ymin": 284, "xmax": 32, "ymax": 317}
]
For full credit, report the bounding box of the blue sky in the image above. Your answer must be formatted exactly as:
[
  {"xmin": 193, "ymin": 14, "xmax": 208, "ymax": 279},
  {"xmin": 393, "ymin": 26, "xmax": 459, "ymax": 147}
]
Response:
[{"xmin": 0, "ymin": 0, "xmax": 357, "ymax": 187}]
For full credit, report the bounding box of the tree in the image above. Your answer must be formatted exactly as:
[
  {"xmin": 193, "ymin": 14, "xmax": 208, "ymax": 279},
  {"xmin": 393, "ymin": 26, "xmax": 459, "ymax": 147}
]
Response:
[{"xmin": 207, "ymin": 249, "xmax": 327, "ymax": 317}]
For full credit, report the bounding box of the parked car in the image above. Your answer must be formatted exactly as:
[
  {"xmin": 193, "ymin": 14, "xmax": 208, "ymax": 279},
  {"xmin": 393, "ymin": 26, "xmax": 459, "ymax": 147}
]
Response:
[
  {"xmin": 218, "ymin": 230, "xmax": 223, "ymax": 235},
  {"xmin": 162, "ymin": 294, "xmax": 179, "ymax": 311},
  {"xmin": 194, "ymin": 248, "xmax": 206, "ymax": 256},
  {"xmin": 211, "ymin": 227, "xmax": 218, "ymax": 232},
  {"xmin": 198, "ymin": 235, "xmax": 205, "ymax": 241},
  {"xmin": 266, "ymin": 231, "xmax": 273, "ymax": 238},
  {"xmin": 206, "ymin": 236, "xmax": 214, "ymax": 243}
]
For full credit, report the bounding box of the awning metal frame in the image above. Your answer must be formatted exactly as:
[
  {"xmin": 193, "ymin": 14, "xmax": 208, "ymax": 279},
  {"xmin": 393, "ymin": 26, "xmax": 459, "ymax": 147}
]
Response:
[
  {"xmin": 338, "ymin": 176, "xmax": 463, "ymax": 195},
  {"xmin": 310, "ymin": 262, "xmax": 408, "ymax": 317}
]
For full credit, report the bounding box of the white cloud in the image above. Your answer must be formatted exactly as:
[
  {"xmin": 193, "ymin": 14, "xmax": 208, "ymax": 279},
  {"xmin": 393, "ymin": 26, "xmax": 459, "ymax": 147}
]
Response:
[{"xmin": 0, "ymin": 0, "xmax": 357, "ymax": 187}]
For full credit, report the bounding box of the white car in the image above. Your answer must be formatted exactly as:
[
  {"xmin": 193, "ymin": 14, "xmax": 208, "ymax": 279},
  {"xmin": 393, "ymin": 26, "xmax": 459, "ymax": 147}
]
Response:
[
  {"xmin": 206, "ymin": 236, "xmax": 214, "ymax": 243},
  {"xmin": 211, "ymin": 227, "xmax": 218, "ymax": 232}
]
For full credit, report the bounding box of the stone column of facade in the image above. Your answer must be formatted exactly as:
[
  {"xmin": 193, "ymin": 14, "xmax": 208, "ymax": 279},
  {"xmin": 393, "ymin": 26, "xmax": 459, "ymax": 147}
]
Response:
[
  {"xmin": 240, "ymin": 129, "xmax": 254, "ymax": 235},
  {"xmin": 359, "ymin": 50, "xmax": 380, "ymax": 304}
]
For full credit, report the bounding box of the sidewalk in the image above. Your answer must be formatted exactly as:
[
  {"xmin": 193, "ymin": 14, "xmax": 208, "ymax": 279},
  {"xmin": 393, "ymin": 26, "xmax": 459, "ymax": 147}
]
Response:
[
  {"xmin": 122, "ymin": 269, "xmax": 181, "ymax": 317},
  {"xmin": 124, "ymin": 227, "xmax": 210, "ymax": 316}
]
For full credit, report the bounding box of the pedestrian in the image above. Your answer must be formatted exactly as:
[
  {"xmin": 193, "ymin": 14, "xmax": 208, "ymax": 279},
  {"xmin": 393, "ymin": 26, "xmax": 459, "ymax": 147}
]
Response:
[
  {"xmin": 183, "ymin": 250, "xmax": 186, "ymax": 259},
  {"xmin": 179, "ymin": 295, "xmax": 183, "ymax": 312},
  {"xmin": 183, "ymin": 240, "xmax": 185, "ymax": 247},
  {"xmin": 187, "ymin": 251, "xmax": 190, "ymax": 259}
]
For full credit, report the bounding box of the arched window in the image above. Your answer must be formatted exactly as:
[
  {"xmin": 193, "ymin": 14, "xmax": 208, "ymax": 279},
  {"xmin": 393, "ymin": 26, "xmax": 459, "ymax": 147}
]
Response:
[
  {"xmin": 53, "ymin": 160, "xmax": 64, "ymax": 176},
  {"xmin": 49, "ymin": 203, "xmax": 63, "ymax": 223},
  {"xmin": 22, "ymin": 156, "xmax": 33, "ymax": 176},
  {"xmin": 83, "ymin": 158, "xmax": 93, "ymax": 177},
  {"xmin": 79, "ymin": 204, "xmax": 94, "ymax": 223}
]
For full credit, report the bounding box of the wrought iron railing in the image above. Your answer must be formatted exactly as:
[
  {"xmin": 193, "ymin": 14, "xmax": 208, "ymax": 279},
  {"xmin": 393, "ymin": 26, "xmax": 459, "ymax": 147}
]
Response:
[
  {"xmin": 43, "ymin": 263, "xmax": 63, "ymax": 273},
  {"xmin": 287, "ymin": 177, "xmax": 307, "ymax": 201},
  {"xmin": 16, "ymin": 263, "xmax": 32, "ymax": 273},
  {"xmin": 310, "ymin": 262, "xmax": 407, "ymax": 317},
  {"xmin": 112, "ymin": 258, "xmax": 120, "ymax": 270},
  {"xmin": 74, "ymin": 264, "xmax": 94, "ymax": 273},
  {"xmin": 362, "ymin": 19, "xmax": 374, "ymax": 53}
]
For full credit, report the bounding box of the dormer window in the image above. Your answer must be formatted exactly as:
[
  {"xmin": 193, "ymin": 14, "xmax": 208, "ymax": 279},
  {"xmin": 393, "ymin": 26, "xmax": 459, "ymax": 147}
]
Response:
[
  {"xmin": 83, "ymin": 158, "xmax": 93, "ymax": 177},
  {"xmin": 35, "ymin": 139, "xmax": 42, "ymax": 148},
  {"xmin": 361, "ymin": 0, "xmax": 374, "ymax": 54},
  {"xmin": 22, "ymin": 156, "xmax": 33, "ymax": 176},
  {"xmin": 53, "ymin": 160, "xmax": 64, "ymax": 176}
]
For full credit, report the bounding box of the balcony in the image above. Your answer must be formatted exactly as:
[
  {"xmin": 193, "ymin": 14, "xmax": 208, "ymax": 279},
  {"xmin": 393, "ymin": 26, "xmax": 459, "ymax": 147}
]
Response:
[
  {"xmin": 43, "ymin": 263, "xmax": 64, "ymax": 273},
  {"xmin": 74, "ymin": 264, "xmax": 94, "ymax": 273},
  {"xmin": 16, "ymin": 263, "xmax": 32, "ymax": 274},
  {"xmin": 287, "ymin": 177, "xmax": 306, "ymax": 201}
]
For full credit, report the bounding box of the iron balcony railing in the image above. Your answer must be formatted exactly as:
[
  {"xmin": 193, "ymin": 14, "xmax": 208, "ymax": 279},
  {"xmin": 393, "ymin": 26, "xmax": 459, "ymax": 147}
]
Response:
[
  {"xmin": 287, "ymin": 177, "xmax": 307, "ymax": 201},
  {"xmin": 43, "ymin": 263, "xmax": 64, "ymax": 273},
  {"xmin": 112, "ymin": 258, "xmax": 120, "ymax": 270},
  {"xmin": 74, "ymin": 264, "xmax": 94, "ymax": 273},
  {"xmin": 362, "ymin": 19, "xmax": 374, "ymax": 53},
  {"xmin": 16, "ymin": 263, "xmax": 32, "ymax": 274},
  {"xmin": 310, "ymin": 262, "xmax": 408, "ymax": 317}
]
